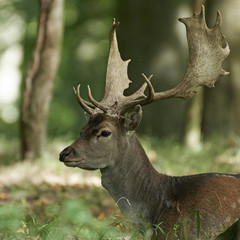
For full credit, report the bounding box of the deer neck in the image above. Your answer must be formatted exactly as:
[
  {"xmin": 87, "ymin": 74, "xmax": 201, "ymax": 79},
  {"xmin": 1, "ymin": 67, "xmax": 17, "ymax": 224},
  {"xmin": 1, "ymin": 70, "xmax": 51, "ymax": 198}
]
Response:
[{"xmin": 100, "ymin": 132, "xmax": 167, "ymax": 224}]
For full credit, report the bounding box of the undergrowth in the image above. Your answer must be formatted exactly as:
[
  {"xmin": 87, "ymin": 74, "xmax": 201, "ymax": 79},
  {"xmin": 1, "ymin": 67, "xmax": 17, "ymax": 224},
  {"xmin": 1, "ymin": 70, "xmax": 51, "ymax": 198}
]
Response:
[
  {"xmin": 0, "ymin": 199, "xmax": 147, "ymax": 240},
  {"xmin": 0, "ymin": 135, "xmax": 239, "ymax": 239}
]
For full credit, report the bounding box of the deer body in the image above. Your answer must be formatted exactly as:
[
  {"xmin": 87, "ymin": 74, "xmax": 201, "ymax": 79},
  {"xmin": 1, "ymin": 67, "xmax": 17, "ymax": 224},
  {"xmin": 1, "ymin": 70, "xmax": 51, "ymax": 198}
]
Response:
[
  {"xmin": 61, "ymin": 115, "xmax": 240, "ymax": 239},
  {"xmin": 59, "ymin": 6, "xmax": 240, "ymax": 239}
]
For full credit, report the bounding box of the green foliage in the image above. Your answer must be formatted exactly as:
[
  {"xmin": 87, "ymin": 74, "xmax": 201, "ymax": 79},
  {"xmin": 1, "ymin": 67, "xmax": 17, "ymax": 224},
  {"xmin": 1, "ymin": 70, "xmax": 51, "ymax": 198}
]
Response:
[
  {"xmin": 0, "ymin": 0, "xmax": 116, "ymax": 139},
  {"xmin": 140, "ymin": 134, "xmax": 240, "ymax": 175},
  {"xmin": 0, "ymin": 135, "xmax": 239, "ymax": 239},
  {"xmin": 1, "ymin": 0, "xmax": 238, "ymax": 141},
  {"xmin": 0, "ymin": 199, "xmax": 145, "ymax": 240},
  {"xmin": 0, "ymin": 137, "xmax": 20, "ymax": 165},
  {"xmin": 48, "ymin": 0, "xmax": 117, "ymax": 137},
  {"xmin": 152, "ymin": 222, "xmax": 166, "ymax": 239},
  {"xmin": 0, "ymin": 204, "xmax": 24, "ymax": 233},
  {"xmin": 196, "ymin": 210, "xmax": 201, "ymax": 238}
]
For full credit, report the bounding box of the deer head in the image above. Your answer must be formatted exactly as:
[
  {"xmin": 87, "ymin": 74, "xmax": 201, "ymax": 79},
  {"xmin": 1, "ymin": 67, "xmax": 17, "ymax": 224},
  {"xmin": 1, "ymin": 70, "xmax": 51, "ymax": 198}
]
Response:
[{"xmin": 59, "ymin": 6, "xmax": 229, "ymax": 170}]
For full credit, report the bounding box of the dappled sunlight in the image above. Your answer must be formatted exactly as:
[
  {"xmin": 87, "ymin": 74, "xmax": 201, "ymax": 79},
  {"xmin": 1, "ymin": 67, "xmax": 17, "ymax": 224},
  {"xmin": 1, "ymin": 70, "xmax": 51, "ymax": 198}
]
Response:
[
  {"xmin": 0, "ymin": 2, "xmax": 25, "ymax": 125},
  {"xmin": 217, "ymin": 140, "xmax": 240, "ymax": 166},
  {"xmin": 151, "ymin": 45, "xmax": 180, "ymax": 81},
  {"xmin": 0, "ymin": 137, "xmax": 101, "ymax": 187},
  {"xmin": 140, "ymin": 135, "xmax": 240, "ymax": 176},
  {"xmin": 0, "ymin": 45, "xmax": 22, "ymax": 104},
  {"xmin": 174, "ymin": 4, "xmax": 191, "ymax": 49},
  {"xmin": 76, "ymin": 19, "xmax": 108, "ymax": 62},
  {"xmin": 219, "ymin": 0, "xmax": 240, "ymax": 43},
  {"xmin": 0, "ymin": 160, "xmax": 101, "ymax": 187},
  {"xmin": 1, "ymin": 105, "xmax": 19, "ymax": 124},
  {"xmin": 77, "ymin": 38, "xmax": 101, "ymax": 62},
  {"xmin": 0, "ymin": 7, "xmax": 25, "ymax": 48},
  {"xmin": 0, "ymin": 45, "xmax": 22, "ymax": 123}
]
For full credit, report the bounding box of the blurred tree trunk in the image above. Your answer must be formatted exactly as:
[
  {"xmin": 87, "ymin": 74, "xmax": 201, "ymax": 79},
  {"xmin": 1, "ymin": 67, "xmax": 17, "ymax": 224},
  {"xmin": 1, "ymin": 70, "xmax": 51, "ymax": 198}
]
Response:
[
  {"xmin": 184, "ymin": 0, "xmax": 205, "ymax": 149},
  {"xmin": 20, "ymin": 0, "xmax": 63, "ymax": 160},
  {"xmin": 203, "ymin": 0, "xmax": 240, "ymax": 136}
]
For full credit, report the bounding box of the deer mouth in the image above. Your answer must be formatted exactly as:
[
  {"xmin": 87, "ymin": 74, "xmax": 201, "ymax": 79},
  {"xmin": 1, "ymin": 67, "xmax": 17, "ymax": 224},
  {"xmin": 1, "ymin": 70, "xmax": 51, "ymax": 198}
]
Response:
[
  {"xmin": 63, "ymin": 160, "xmax": 84, "ymax": 167},
  {"xmin": 63, "ymin": 159, "xmax": 99, "ymax": 171}
]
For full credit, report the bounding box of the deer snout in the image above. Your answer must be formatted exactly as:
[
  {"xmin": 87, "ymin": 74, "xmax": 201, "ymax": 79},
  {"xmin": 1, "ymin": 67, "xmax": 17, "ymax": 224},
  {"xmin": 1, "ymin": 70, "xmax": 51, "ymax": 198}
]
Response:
[{"xmin": 59, "ymin": 146, "xmax": 73, "ymax": 162}]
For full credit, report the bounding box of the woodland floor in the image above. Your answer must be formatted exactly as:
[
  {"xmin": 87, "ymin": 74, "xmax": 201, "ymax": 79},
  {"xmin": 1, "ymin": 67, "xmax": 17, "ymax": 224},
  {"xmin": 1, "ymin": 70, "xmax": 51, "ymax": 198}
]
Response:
[{"xmin": 0, "ymin": 135, "xmax": 240, "ymax": 239}]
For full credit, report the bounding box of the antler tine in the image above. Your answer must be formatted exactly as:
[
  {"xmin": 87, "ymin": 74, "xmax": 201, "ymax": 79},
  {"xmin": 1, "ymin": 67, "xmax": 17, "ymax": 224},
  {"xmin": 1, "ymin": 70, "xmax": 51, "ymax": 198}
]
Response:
[
  {"xmin": 73, "ymin": 85, "xmax": 94, "ymax": 115},
  {"xmin": 101, "ymin": 18, "xmax": 132, "ymax": 108},
  {"xmin": 124, "ymin": 74, "xmax": 153, "ymax": 101},
  {"xmin": 87, "ymin": 86, "xmax": 108, "ymax": 113},
  {"xmin": 214, "ymin": 10, "xmax": 222, "ymax": 27},
  {"xmin": 199, "ymin": 5, "xmax": 206, "ymax": 24},
  {"xmin": 140, "ymin": 6, "xmax": 229, "ymax": 103},
  {"xmin": 141, "ymin": 73, "xmax": 154, "ymax": 102},
  {"xmin": 118, "ymin": 74, "xmax": 155, "ymax": 112}
]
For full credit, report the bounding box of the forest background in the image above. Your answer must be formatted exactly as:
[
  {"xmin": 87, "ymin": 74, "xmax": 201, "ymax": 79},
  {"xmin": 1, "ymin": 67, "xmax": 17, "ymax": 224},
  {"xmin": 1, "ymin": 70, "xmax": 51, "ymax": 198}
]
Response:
[
  {"xmin": 1, "ymin": 0, "xmax": 240, "ymax": 150},
  {"xmin": 0, "ymin": 0, "xmax": 240, "ymax": 239}
]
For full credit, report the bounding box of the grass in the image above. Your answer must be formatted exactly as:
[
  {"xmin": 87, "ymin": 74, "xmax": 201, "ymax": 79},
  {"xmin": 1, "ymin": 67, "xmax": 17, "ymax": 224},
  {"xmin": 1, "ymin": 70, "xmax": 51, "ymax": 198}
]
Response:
[
  {"xmin": 0, "ymin": 200, "xmax": 138, "ymax": 240},
  {"xmin": 140, "ymin": 134, "xmax": 240, "ymax": 175},
  {"xmin": 0, "ymin": 183, "xmax": 143, "ymax": 239},
  {"xmin": 0, "ymin": 135, "xmax": 240, "ymax": 239}
]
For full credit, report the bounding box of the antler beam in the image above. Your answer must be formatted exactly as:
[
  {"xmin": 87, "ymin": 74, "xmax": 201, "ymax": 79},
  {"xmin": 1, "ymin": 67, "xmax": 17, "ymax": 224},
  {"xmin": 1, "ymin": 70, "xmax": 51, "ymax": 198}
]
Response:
[
  {"xmin": 74, "ymin": 6, "xmax": 230, "ymax": 116},
  {"xmin": 120, "ymin": 6, "xmax": 230, "ymax": 110}
]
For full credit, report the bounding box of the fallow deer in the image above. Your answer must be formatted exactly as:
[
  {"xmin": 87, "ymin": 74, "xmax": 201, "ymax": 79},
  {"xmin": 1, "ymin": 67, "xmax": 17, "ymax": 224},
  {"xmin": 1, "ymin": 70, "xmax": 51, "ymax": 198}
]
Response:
[{"xmin": 59, "ymin": 6, "xmax": 240, "ymax": 240}]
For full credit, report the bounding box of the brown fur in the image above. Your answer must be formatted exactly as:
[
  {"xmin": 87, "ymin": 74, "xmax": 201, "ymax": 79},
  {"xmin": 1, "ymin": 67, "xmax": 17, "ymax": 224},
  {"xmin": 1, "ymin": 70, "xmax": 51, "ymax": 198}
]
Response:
[{"xmin": 60, "ymin": 117, "xmax": 240, "ymax": 239}]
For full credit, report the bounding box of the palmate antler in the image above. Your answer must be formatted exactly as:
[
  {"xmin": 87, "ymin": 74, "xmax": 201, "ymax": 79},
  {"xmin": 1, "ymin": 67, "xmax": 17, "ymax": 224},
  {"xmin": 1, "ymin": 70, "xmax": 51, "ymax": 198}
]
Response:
[{"xmin": 74, "ymin": 6, "xmax": 230, "ymax": 116}]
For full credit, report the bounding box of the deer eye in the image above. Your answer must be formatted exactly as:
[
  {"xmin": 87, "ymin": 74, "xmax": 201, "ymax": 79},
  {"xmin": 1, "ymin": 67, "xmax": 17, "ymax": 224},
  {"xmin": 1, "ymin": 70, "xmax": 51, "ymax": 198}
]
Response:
[{"xmin": 100, "ymin": 130, "xmax": 111, "ymax": 137}]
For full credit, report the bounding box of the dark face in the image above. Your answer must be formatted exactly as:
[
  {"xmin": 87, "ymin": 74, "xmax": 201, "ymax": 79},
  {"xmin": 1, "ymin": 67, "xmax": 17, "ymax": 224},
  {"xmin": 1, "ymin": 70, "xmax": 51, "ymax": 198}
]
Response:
[{"xmin": 59, "ymin": 115, "xmax": 123, "ymax": 170}]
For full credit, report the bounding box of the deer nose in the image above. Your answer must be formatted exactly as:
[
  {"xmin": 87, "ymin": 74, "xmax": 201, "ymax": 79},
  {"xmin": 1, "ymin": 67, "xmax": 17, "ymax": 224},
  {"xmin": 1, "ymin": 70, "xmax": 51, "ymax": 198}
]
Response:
[{"xmin": 59, "ymin": 146, "xmax": 73, "ymax": 162}]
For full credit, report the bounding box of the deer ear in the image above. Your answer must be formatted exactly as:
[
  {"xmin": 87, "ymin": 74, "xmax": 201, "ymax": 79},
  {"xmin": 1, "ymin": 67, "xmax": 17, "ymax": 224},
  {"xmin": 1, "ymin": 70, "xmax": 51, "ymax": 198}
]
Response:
[{"xmin": 123, "ymin": 105, "xmax": 143, "ymax": 131}]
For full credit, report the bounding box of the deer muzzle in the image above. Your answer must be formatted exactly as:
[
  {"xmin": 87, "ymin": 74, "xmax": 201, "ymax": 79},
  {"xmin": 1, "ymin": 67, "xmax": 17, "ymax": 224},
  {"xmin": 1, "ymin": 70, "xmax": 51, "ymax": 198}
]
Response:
[{"xmin": 59, "ymin": 146, "xmax": 73, "ymax": 162}]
